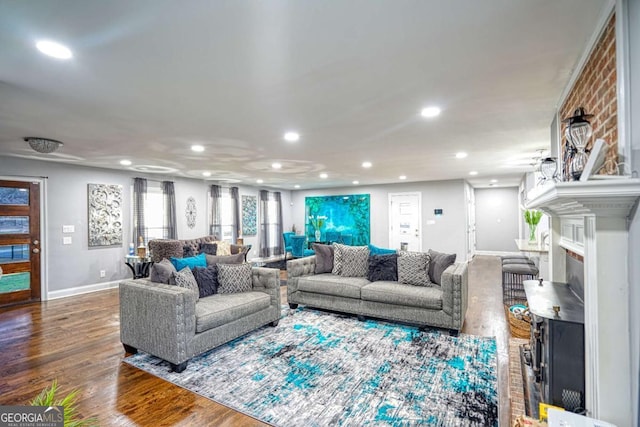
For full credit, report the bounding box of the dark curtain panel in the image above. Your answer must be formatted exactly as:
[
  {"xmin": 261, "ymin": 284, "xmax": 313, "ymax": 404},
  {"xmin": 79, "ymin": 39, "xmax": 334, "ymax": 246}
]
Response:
[
  {"xmin": 274, "ymin": 191, "xmax": 284, "ymax": 255},
  {"xmin": 210, "ymin": 184, "xmax": 222, "ymax": 239},
  {"xmin": 259, "ymin": 190, "xmax": 269, "ymax": 257},
  {"xmin": 133, "ymin": 177, "xmax": 147, "ymax": 245},
  {"xmin": 230, "ymin": 187, "xmax": 240, "ymax": 243},
  {"xmin": 162, "ymin": 181, "xmax": 177, "ymax": 239}
]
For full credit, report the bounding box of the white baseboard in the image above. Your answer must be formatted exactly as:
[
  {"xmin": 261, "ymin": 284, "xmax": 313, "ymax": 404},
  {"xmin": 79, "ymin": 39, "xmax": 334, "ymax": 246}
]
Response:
[{"xmin": 47, "ymin": 280, "xmax": 120, "ymax": 300}]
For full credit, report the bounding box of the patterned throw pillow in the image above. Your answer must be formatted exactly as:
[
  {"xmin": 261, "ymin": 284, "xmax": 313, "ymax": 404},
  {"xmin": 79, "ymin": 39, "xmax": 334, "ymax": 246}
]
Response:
[
  {"xmin": 192, "ymin": 265, "xmax": 218, "ymax": 298},
  {"xmin": 332, "ymin": 243, "xmax": 346, "ymax": 275},
  {"xmin": 218, "ymin": 263, "xmax": 252, "ymax": 294},
  {"xmin": 367, "ymin": 254, "xmax": 398, "ymax": 282},
  {"xmin": 170, "ymin": 267, "xmax": 200, "ymax": 300},
  {"xmin": 149, "ymin": 258, "xmax": 176, "ymax": 284},
  {"xmin": 214, "ymin": 240, "xmax": 232, "ymax": 256},
  {"xmin": 339, "ymin": 245, "xmax": 370, "ymax": 278},
  {"xmin": 312, "ymin": 243, "xmax": 334, "ymax": 274},
  {"xmin": 397, "ymin": 251, "xmax": 432, "ymax": 286}
]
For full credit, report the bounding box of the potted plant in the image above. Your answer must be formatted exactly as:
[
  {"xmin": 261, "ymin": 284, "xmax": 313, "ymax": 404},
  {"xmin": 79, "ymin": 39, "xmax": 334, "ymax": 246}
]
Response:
[
  {"xmin": 30, "ymin": 380, "xmax": 97, "ymax": 426},
  {"xmin": 524, "ymin": 209, "xmax": 543, "ymax": 243}
]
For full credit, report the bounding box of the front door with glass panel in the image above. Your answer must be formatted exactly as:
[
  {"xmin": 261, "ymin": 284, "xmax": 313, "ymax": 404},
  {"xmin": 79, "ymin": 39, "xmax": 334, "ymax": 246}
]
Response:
[
  {"xmin": 388, "ymin": 192, "xmax": 422, "ymax": 252},
  {"xmin": 0, "ymin": 180, "xmax": 41, "ymax": 306}
]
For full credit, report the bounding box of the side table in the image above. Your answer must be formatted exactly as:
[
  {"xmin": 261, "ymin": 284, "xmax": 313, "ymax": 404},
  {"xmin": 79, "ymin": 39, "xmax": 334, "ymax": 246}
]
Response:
[{"xmin": 125, "ymin": 255, "xmax": 154, "ymax": 279}]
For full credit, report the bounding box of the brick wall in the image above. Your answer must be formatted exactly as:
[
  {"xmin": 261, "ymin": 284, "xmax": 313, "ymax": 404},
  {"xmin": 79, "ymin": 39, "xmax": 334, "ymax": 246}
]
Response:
[{"xmin": 559, "ymin": 13, "xmax": 617, "ymax": 179}]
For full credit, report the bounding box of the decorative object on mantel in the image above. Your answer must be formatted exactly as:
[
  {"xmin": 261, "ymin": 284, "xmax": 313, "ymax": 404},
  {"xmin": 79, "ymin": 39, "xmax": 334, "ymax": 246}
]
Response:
[
  {"xmin": 24, "ymin": 136, "xmax": 64, "ymax": 153},
  {"xmin": 538, "ymin": 157, "xmax": 559, "ymax": 184},
  {"xmin": 562, "ymin": 107, "xmax": 594, "ymax": 181},
  {"xmin": 185, "ymin": 196, "xmax": 197, "ymax": 229},
  {"xmin": 579, "ymin": 139, "xmax": 606, "ymax": 182},
  {"xmin": 524, "ymin": 209, "xmax": 543, "ymax": 243}
]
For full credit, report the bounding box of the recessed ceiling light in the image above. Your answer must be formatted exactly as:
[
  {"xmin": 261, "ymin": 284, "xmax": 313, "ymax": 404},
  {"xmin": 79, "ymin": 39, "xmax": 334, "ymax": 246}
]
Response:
[
  {"xmin": 191, "ymin": 145, "xmax": 205, "ymax": 152},
  {"xmin": 320, "ymin": 173, "xmax": 328, "ymax": 179},
  {"xmin": 36, "ymin": 40, "xmax": 72, "ymax": 59},
  {"xmin": 399, "ymin": 175, "xmax": 407, "ymax": 180},
  {"xmin": 256, "ymin": 179, "xmax": 264, "ymax": 184},
  {"xmin": 490, "ymin": 179, "xmax": 498, "ymax": 183},
  {"xmin": 352, "ymin": 180, "xmax": 359, "ymax": 185},
  {"xmin": 119, "ymin": 159, "xmax": 132, "ymax": 166},
  {"xmin": 202, "ymin": 171, "xmax": 211, "ymax": 177},
  {"xmin": 362, "ymin": 161, "xmax": 372, "ymax": 168},
  {"xmin": 294, "ymin": 184, "xmax": 300, "ymax": 189},
  {"xmin": 469, "ymin": 171, "xmax": 478, "ymax": 176},
  {"xmin": 455, "ymin": 152, "xmax": 468, "ymax": 159},
  {"xmin": 284, "ymin": 132, "xmax": 300, "ymax": 142},
  {"xmin": 272, "ymin": 162, "xmax": 282, "ymax": 169},
  {"xmin": 420, "ymin": 106, "xmax": 441, "ymax": 118}
]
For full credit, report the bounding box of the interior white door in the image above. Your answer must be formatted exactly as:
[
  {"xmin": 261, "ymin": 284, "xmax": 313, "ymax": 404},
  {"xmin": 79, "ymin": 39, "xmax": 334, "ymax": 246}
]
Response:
[
  {"xmin": 388, "ymin": 192, "xmax": 421, "ymax": 251},
  {"xmin": 465, "ymin": 183, "xmax": 476, "ymax": 259}
]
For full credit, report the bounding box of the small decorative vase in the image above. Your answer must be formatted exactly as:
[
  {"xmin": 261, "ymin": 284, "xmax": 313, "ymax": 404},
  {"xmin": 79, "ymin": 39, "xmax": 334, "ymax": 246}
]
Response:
[
  {"xmin": 528, "ymin": 224, "xmax": 537, "ymax": 243},
  {"xmin": 315, "ymin": 230, "xmax": 321, "ymax": 241}
]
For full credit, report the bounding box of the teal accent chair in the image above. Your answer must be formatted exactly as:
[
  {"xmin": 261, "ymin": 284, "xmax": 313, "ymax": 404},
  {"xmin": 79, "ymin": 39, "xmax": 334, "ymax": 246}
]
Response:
[
  {"xmin": 283, "ymin": 232, "xmax": 295, "ymax": 260},
  {"xmin": 291, "ymin": 235, "xmax": 315, "ymax": 258}
]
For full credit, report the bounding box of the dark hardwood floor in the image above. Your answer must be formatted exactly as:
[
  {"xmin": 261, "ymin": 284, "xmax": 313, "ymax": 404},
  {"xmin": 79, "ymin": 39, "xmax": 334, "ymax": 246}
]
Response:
[{"xmin": 0, "ymin": 255, "xmax": 511, "ymax": 426}]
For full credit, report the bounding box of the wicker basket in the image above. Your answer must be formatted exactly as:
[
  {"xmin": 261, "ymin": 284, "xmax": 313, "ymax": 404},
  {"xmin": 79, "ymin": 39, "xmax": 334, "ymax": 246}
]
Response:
[{"xmin": 505, "ymin": 304, "xmax": 531, "ymax": 339}]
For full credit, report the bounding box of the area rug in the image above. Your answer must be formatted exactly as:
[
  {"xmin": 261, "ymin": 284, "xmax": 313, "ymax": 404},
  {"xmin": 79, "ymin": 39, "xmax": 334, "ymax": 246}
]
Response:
[{"xmin": 124, "ymin": 308, "xmax": 498, "ymax": 426}]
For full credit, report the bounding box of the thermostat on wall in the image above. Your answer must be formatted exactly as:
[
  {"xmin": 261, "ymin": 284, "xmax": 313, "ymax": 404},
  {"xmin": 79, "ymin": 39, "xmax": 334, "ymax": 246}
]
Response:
[{"xmin": 434, "ymin": 209, "xmax": 443, "ymax": 216}]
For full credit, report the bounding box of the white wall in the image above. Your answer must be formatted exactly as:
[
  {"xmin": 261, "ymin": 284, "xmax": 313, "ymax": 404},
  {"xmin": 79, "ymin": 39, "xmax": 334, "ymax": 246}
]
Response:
[
  {"xmin": 290, "ymin": 179, "xmax": 468, "ymax": 262},
  {"xmin": 474, "ymin": 187, "xmax": 520, "ymax": 252}
]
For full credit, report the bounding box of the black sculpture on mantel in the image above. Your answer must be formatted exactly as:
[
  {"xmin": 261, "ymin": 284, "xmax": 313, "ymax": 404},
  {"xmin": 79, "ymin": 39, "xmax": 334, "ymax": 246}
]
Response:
[{"xmin": 563, "ymin": 107, "xmax": 594, "ymax": 181}]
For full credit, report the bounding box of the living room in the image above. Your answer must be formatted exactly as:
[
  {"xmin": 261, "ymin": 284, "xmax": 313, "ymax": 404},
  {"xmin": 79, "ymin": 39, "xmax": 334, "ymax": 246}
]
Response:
[{"xmin": 1, "ymin": 1, "xmax": 640, "ymax": 426}]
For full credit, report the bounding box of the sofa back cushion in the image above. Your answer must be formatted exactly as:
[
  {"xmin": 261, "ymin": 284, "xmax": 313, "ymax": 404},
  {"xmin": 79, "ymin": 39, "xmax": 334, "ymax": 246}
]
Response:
[
  {"xmin": 205, "ymin": 252, "xmax": 245, "ymax": 266},
  {"xmin": 218, "ymin": 263, "xmax": 252, "ymax": 294},
  {"xmin": 149, "ymin": 258, "xmax": 176, "ymax": 284},
  {"xmin": 334, "ymin": 244, "xmax": 369, "ymax": 278},
  {"xmin": 312, "ymin": 243, "xmax": 334, "ymax": 274},
  {"xmin": 397, "ymin": 251, "xmax": 432, "ymax": 287},
  {"xmin": 367, "ymin": 253, "xmax": 398, "ymax": 282},
  {"xmin": 428, "ymin": 249, "xmax": 457, "ymax": 285}
]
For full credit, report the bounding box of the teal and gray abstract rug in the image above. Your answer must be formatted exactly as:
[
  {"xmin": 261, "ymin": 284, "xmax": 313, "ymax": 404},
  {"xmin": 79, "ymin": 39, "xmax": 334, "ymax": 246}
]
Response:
[{"xmin": 125, "ymin": 308, "xmax": 498, "ymax": 426}]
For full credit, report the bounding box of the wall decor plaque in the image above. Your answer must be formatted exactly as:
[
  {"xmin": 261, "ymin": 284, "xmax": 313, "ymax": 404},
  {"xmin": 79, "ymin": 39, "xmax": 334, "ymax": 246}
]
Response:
[{"xmin": 88, "ymin": 183, "xmax": 123, "ymax": 247}]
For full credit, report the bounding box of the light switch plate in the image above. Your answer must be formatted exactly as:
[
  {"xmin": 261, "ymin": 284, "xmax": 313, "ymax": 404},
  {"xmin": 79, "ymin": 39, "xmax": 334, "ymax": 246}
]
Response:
[
  {"xmin": 63, "ymin": 225, "xmax": 75, "ymax": 233},
  {"xmin": 63, "ymin": 236, "xmax": 72, "ymax": 245}
]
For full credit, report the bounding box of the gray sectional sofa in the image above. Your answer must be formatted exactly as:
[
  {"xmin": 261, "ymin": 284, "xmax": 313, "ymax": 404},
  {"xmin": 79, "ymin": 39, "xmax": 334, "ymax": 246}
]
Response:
[
  {"xmin": 287, "ymin": 254, "xmax": 468, "ymax": 334},
  {"xmin": 119, "ymin": 267, "xmax": 280, "ymax": 372}
]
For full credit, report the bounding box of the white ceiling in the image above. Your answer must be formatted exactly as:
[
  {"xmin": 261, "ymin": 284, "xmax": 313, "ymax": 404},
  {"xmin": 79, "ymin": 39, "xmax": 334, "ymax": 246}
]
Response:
[{"xmin": 0, "ymin": 0, "xmax": 609, "ymax": 189}]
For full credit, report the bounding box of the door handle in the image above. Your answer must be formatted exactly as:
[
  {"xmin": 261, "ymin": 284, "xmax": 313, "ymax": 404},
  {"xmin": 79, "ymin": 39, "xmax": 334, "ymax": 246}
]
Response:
[{"xmin": 32, "ymin": 248, "xmax": 40, "ymax": 254}]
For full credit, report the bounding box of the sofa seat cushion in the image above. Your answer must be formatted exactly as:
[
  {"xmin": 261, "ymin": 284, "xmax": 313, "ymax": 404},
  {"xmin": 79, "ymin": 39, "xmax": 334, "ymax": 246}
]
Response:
[
  {"xmin": 195, "ymin": 291, "xmax": 270, "ymax": 333},
  {"xmin": 361, "ymin": 281, "xmax": 443, "ymax": 310},
  {"xmin": 297, "ymin": 274, "xmax": 370, "ymax": 299}
]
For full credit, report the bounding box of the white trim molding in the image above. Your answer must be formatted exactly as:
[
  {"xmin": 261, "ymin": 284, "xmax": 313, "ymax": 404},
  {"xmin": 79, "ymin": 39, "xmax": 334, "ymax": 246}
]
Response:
[
  {"xmin": 47, "ymin": 280, "xmax": 120, "ymax": 300},
  {"xmin": 526, "ymin": 179, "xmax": 640, "ymax": 426}
]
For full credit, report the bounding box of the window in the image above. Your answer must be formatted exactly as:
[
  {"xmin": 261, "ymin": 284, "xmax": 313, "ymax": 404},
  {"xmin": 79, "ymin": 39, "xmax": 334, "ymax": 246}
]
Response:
[
  {"xmin": 132, "ymin": 178, "xmax": 177, "ymax": 244},
  {"xmin": 144, "ymin": 184, "xmax": 166, "ymax": 241},
  {"xmin": 266, "ymin": 198, "xmax": 279, "ymax": 248},
  {"xmin": 219, "ymin": 195, "xmax": 233, "ymax": 241}
]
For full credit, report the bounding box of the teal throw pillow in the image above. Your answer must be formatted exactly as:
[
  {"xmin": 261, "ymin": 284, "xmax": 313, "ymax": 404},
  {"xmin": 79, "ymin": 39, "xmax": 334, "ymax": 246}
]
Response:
[
  {"xmin": 368, "ymin": 244, "xmax": 397, "ymax": 255},
  {"xmin": 171, "ymin": 252, "xmax": 207, "ymax": 270}
]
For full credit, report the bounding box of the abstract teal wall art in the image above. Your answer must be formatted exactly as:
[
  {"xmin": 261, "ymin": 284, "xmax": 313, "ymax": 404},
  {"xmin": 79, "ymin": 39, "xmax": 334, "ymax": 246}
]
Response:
[{"xmin": 305, "ymin": 194, "xmax": 370, "ymax": 245}]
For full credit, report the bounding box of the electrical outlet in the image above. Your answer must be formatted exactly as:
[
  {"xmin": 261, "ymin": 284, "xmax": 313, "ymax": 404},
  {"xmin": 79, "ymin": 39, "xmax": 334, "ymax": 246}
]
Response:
[{"xmin": 100, "ymin": 270, "xmax": 106, "ymax": 278}]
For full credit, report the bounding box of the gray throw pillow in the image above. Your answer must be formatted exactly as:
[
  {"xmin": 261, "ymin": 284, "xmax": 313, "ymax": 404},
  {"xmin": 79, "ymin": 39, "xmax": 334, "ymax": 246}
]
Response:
[
  {"xmin": 397, "ymin": 251, "xmax": 432, "ymax": 286},
  {"xmin": 149, "ymin": 258, "xmax": 176, "ymax": 284},
  {"xmin": 170, "ymin": 267, "xmax": 199, "ymax": 301},
  {"xmin": 428, "ymin": 249, "xmax": 457, "ymax": 285},
  {"xmin": 183, "ymin": 245, "xmax": 195, "ymax": 258},
  {"xmin": 192, "ymin": 265, "xmax": 218, "ymax": 298},
  {"xmin": 218, "ymin": 263, "xmax": 252, "ymax": 294},
  {"xmin": 332, "ymin": 243, "xmax": 345, "ymax": 275},
  {"xmin": 367, "ymin": 254, "xmax": 398, "ymax": 282},
  {"xmin": 339, "ymin": 245, "xmax": 369, "ymax": 278},
  {"xmin": 205, "ymin": 252, "xmax": 245, "ymax": 266},
  {"xmin": 313, "ymin": 243, "xmax": 334, "ymax": 274},
  {"xmin": 199, "ymin": 242, "xmax": 218, "ymax": 256}
]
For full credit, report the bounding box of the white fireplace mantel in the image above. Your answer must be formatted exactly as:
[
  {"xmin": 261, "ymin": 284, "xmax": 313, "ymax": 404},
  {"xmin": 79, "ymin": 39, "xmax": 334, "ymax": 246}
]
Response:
[{"xmin": 526, "ymin": 178, "xmax": 640, "ymax": 426}]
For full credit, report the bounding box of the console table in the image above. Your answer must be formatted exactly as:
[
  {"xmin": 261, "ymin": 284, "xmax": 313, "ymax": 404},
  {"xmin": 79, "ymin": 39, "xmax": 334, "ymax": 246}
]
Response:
[{"xmin": 125, "ymin": 256, "xmax": 153, "ymax": 279}]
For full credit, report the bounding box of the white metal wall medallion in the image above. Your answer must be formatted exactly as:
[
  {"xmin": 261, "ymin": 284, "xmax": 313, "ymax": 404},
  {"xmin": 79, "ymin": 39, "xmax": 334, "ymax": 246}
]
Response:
[{"xmin": 186, "ymin": 197, "xmax": 197, "ymax": 229}]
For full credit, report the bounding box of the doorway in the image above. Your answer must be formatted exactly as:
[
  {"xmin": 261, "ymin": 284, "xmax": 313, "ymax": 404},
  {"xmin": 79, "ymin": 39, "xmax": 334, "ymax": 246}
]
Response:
[
  {"xmin": 388, "ymin": 192, "xmax": 422, "ymax": 251},
  {"xmin": 0, "ymin": 180, "xmax": 41, "ymax": 306}
]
